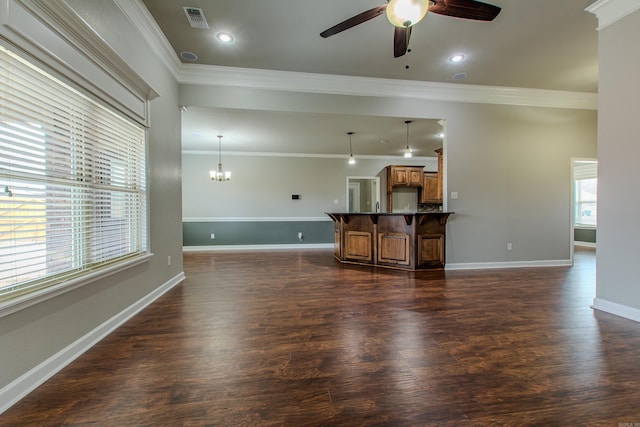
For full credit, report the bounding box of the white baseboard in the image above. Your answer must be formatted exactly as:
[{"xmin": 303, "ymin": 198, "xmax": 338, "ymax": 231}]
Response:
[
  {"xmin": 182, "ymin": 248, "xmax": 573, "ymax": 270},
  {"xmin": 0, "ymin": 272, "xmax": 186, "ymax": 415},
  {"xmin": 591, "ymin": 298, "xmax": 640, "ymax": 323},
  {"xmin": 183, "ymin": 243, "xmax": 333, "ymax": 251},
  {"xmin": 446, "ymin": 259, "xmax": 572, "ymax": 270}
]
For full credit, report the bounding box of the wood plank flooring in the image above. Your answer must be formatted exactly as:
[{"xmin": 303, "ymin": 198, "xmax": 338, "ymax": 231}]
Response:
[{"xmin": 3, "ymin": 247, "xmax": 640, "ymax": 426}]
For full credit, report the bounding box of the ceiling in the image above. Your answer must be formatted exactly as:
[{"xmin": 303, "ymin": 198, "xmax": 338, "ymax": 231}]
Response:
[
  {"xmin": 141, "ymin": 0, "xmax": 599, "ymax": 157},
  {"xmin": 182, "ymin": 107, "xmax": 446, "ymax": 157}
]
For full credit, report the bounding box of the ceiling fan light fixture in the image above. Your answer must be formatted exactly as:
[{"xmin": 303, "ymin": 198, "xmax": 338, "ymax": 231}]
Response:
[{"xmin": 386, "ymin": 0, "xmax": 429, "ymax": 28}]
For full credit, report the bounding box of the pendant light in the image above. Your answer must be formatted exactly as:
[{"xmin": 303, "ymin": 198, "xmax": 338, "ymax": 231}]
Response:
[
  {"xmin": 210, "ymin": 135, "xmax": 231, "ymax": 181},
  {"xmin": 403, "ymin": 120, "xmax": 413, "ymax": 158},
  {"xmin": 347, "ymin": 132, "xmax": 356, "ymax": 165}
]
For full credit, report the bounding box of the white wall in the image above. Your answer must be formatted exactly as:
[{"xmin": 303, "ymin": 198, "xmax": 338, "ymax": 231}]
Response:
[
  {"xmin": 0, "ymin": 0, "xmax": 182, "ymax": 405},
  {"xmin": 593, "ymin": 8, "xmax": 640, "ymax": 319},
  {"xmin": 180, "ymin": 85, "xmax": 597, "ymax": 265}
]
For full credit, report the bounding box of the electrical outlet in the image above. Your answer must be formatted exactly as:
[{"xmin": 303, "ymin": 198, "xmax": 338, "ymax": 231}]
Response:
[
  {"xmin": 210, "ymin": 233, "xmax": 215, "ymax": 239},
  {"xmin": 507, "ymin": 243, "xmax": 513, "ymax": 251},
  {"xmin": 167, "ymin": 255, "xmax": 171, "ymax": 266},
  {"xmin": 298, "ymin": 232, "xmax": 303, "ymax": 241}
]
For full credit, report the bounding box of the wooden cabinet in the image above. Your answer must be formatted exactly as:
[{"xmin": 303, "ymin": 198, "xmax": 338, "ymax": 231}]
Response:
[
  {"xmin": 344, "ymin": 231, "xmax": 373, "ymax": 262},
  {"xmin": 378, "ymin": 233, "xmax": 411, "ymax": 266},
  {"xmin": 419, "ymin": 148, "xmax": 443, "ymax": 204},
  {"xmin": 420, "ymin": 172, "xmax": 440, "ymax": 203},
  {"xmin": 386, "ymin": 165, "xmax": 424, "ymax": 213},
  {"xmin": 326, "ymin": 212, "xmax": 452, "ymax": 271},
  {"xmin": 417, "ymin": 234, "xmax": 444, "ymax": 267},
  {"xmin": 333, "ymin": 225, "xmax": 341, "ymax": 259},
  {"xmin": 389, "ymin": 166, "xmax": 423, "ymax": 187}
]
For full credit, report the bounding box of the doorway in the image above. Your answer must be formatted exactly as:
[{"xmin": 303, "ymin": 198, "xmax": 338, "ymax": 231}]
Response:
[
  {"xmin": 347, "ymin": 176, "xmax": 380, "ymax": 213},
  {"xmin": 569, "ymin": 159, "xmax": 597, "ymax": 304},
  {"xmin": 571, "ymin": 158, "xmax": 597, "ymax": 261}
]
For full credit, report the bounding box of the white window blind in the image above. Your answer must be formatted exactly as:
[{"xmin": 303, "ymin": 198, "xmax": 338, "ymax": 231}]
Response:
[{"xmin": 0, "ymin": 45, "xmax": 147, "ymax": 301}]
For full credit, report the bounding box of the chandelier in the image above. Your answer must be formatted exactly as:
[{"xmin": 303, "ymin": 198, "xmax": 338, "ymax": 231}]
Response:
[{"xmin": 210, "ymin": 135, "xmax": 231, "ymax": 181}]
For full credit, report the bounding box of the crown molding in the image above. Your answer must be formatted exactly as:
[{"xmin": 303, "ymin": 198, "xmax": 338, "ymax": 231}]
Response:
[
  {"xmin": 182, "ymin": 150, "xmax": 438, "ymax": 162},
  {"xmin": 115, "ymin": 0, "xmax": 181, "ymax": 78},
  {"xmin": 586, "ymin": 0, "xmax": 640, "ymax": 29},
  {"xmin": 124, "ymin": 0, "xmax": 596, "ymax": 111},
  {"xmin": 178, "ymin": 64, "xmax": 596, "ymax": 110}
]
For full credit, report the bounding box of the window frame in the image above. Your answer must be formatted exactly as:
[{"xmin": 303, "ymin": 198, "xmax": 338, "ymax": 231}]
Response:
[
  {"xmin": 572, "ymin": 160, "xmax": 598, "ymax": 230},
  {"xmin": 574, "ymin": 177, "xmax": 597, "ymax": 229},
  {"xmin": 0, "ymin": 44, "xmax": 152, "ymax": 318}
]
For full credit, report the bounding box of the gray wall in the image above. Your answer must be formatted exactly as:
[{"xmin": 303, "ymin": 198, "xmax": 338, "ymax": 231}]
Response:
[
  {"xmin": 446, "ymin": 104, "xmax": 597, "ymax": 263},
  {"xmin": 0, "ymin": 1, "xmax": 182, "ymax": 393},
  {"xmin": 182, "ymin": 154, "xmax": 435, "ymax": 246},
  {"xmin": 180, "ymin": 85, "xmax": 597, "ymax": 265},
  {"xmin": 182, "ymin": 154, "xmax": 435, "ymax": 217},
  {"xmin": 594, "ymin": 9, "xmax": 640, "ymax": 314}
]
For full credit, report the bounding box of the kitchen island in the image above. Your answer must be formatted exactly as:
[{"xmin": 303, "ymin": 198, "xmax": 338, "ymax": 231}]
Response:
[{"xmin": 326, "ymin": 212, "xmax": 453, "ymax": 271}]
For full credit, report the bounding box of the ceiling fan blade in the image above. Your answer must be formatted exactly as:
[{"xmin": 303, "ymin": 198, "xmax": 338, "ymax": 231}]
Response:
[
  {"xmin": 320, "ymin": 5, "xmax": 387, "ymax": 38},
  {"xmin": 393, "ymin": 26, "xmax": 411, "ymax": 58},
  {"xmin": 429, "ymin": 0, "xmax": 501, "ymax": 21}
]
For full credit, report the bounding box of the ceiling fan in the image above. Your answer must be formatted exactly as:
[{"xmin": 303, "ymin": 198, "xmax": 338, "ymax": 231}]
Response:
[{"xmin": 320, "ymin": 0, "xmax": 501, "ymax": 58}]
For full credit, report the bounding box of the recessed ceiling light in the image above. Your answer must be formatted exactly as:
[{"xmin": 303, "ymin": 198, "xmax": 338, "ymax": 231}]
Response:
[
  {"xmin": 449, "ymin": 54, "xmax": 465, "ymax": 63},
  {"xmin": 180, "ymin": 51, "xmax": 198, "ymax": 61},
  {"xmin": 452, "ymin": 72, "xmax": 468, "ymax": 80},
  {"xmin": 216, "ymin": 32, "xmax": 234, "ymax": 43}
]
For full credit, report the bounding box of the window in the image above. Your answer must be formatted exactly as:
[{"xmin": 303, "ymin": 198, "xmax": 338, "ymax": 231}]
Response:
[
  {"xmin": 0, "ymin": 45, "xmax": 147, "ymax": 303},
  {"xmin": 574, "ymin": 161, "xmax": 597, "ymax": 227}
]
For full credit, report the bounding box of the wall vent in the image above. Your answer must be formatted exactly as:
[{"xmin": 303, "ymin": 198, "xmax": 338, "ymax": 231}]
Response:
[{"xmin": 183, "ymin": 7, "xmax": 209, "ymax": 29}]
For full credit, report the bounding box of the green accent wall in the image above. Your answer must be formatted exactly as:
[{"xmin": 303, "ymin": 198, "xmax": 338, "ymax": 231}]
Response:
[
  {"xmin": 183, "ymin": 220, "xmax": 333, "ymax": 246},
  {"xmin": 574, "ymin": 228, "xmax": 596, "ymax": 244}
]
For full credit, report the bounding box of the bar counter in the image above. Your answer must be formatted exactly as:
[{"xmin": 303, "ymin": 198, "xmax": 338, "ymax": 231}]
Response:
[{"xmin": 326, "ymin": 212, "xmax": 453, "ymax": 271}]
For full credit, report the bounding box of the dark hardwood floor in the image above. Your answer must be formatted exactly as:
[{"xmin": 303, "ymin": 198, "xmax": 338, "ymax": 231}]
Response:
[{"xmin": 3, "ymin": 247, "xmax": 640, "ymax": 426}]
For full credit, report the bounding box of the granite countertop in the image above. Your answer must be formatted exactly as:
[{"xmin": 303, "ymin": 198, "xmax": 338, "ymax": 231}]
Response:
[{"xmin": 326, "ymin": 212, "xmax": 453, "ymax": 215}]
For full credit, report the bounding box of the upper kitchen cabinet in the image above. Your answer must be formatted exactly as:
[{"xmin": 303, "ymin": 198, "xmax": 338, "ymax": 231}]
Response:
[{"xmin": 388, "ymin": 166, "xmax": 424, "ymax": 188}]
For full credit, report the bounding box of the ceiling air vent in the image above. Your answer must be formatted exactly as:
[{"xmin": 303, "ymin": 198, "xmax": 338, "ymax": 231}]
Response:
[{"xmin": 183, "ymin": 7, "xmax": 209, "ymax": 29}]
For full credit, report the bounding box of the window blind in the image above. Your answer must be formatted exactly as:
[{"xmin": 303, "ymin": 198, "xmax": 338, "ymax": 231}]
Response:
[
  {"xmin": 574, "ymin": 161, "xmax": 597, "ymax": 227},
  {"xmin": 574, "ymin": 162, "xmax": 597, "ymax": 180},
  {"xmin": 0, "ymin": 45, "xmax": 147, "ymax": 301}
]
